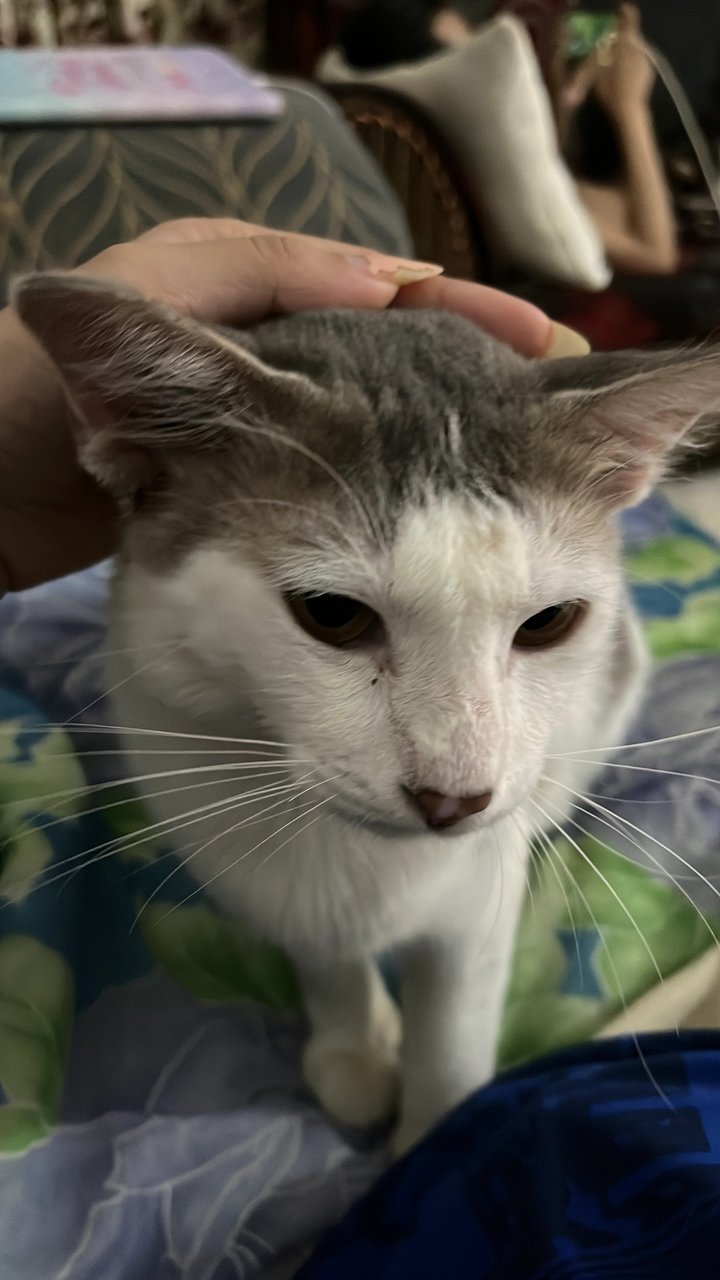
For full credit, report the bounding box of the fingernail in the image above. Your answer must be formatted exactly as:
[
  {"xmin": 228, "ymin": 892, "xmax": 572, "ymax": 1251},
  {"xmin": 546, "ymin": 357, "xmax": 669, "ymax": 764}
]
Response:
[
  {"xmin": 342, "ymin": 254, "xmax": 443, "ymax": 284},
  {"xmin": 372, "ymin": 264, "xmax": 444, "ymax": 284},
  {"xmin": 546, "ymin": 321, "xmax": 591, "ymax": 358}
]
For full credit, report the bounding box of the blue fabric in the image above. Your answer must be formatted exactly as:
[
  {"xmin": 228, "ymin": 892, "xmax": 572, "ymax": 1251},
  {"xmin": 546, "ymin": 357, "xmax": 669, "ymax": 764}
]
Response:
[{"xmin": 299, "ymin": 1032, "xmax": 720, "ymax": 1280}]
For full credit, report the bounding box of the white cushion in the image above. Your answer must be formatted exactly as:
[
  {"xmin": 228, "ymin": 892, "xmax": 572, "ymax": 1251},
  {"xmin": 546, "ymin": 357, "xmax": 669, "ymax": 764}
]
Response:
[{"xmin": 318, "ymin": 16, "xmax": 611, "ymax": 290}]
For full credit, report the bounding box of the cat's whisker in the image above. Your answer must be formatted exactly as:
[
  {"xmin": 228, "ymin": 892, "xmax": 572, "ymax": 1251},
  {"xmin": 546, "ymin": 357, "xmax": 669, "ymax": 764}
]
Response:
[
  {"xmin": 97, "ymin": 781, "xmax": 314, "ymax": 882},
  {"xmin": 65, "ymin": 643, "xmax": 184, "ymax": 725},
  {"xmin": 542, "ymin": 774, "xmax": 720, "ymax": 910},
  {"xmin": 223, "ymin": 789, "xmax": 331, "ymax": 833},
  {"xmin": 149, "ymin": 781, "xmax": 340, "ymax": 926},
  {"xmin": 548, "ymin": 723, "xmax": 720, "ymax": 758},
  {"xmin": 530, "ymin": 798, "xmax": 675, "ymax": 1109},
  {"xmin": 131, "ymin": 779, "xmax": 331, "ymax": 929},
  {"xmin": 20, "ymin": 640, "xmax": 188, "ymax": 669},
  {"xmin": 254, "ymin": 804, "xmax": 336, "ymax": 873},
  {"xmin": 531, "ymin": 794, "xmax": 664, "ymax": 984},
  {"xmin": 20, "ymin": 787, "xmax": 318, "ymax": 904},
  {"xmin": 3, "ymin": 792, "xmax": 306, "ymax": 905},
  {"xmin": 541, "ymin": 787, "xmax": 720, "ymax": 951},
  {"xmin": 3, "ymin": 765, "xmax": 298, "ymax": 850},
  {"xmin": 564, "ymin": 796, "xmax": 720, "ymax": 889},
  {"xmin": 534, "ymin": 810, "xmax": 628, "ymax": 998},
  {"xmin": 579, "ymin": 789, "xmax": 677, "ymax": 805},
  {"xmin": 527, "ymin": 817, "xmax": 584, "ymax": 980},
  {"xmin": 0, "ymin": 722, "xmax": 298, "ymax": 749},
  {"xmin": 507, "ymin": 815, "xmax": 536, "ymax": 920},
  {"xmin": 555, "ymin": 758, "xmax": 720, "ymax": 790},
  {"xmin": 50, "ymin": 745, "xmax": 298, "ymax": 761},
  {"xmin": 4, "ymin": 777, "xmax": 314, "ymax": 899},
  {"xmin": 0, "ymin": 758, "xmax": 308, "ymax": 815},
  {"xmin": 195, "ymin": 776, "xmax": 338, "ymax": 877},
  {"xmin": 119, "ymin": 792, "xmax": 328, "ymax": 885}
]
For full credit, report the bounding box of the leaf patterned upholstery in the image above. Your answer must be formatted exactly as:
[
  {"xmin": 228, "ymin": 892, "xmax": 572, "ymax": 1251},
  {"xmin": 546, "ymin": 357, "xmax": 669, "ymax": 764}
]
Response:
[{"xmin": 0, "ymin": 81, "xmax": 413, "ymax": 299}]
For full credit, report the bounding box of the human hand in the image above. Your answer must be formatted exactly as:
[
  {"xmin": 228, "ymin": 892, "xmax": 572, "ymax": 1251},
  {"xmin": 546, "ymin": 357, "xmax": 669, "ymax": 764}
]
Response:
[
  {"xmin": 1, "ymin": 218, "xmax": 586, "ymax": 594},
  {"xmin": 593, "ymin": 4, "xmax": 655, "ymax": 120}
]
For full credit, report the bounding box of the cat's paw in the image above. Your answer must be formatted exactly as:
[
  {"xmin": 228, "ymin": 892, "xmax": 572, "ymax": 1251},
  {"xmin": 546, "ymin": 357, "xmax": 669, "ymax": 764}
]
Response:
[{"xmin": 304, "ymin": 1039, "xmax": 401, "ymax": 1129}]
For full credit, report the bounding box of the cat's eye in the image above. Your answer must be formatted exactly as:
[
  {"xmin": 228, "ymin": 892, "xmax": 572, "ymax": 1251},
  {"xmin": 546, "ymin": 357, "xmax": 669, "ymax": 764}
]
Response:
[
  {"xmin": 287, "ymin": 593, "xmax": 381, "ymax": 647},
  {"xmin": 513, "ymin": 602, "xmax": 584, "ymax": 649}
]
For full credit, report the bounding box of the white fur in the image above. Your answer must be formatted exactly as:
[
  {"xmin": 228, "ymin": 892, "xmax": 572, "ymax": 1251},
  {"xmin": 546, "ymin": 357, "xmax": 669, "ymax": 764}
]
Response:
[{"xmin": 110, "ymin": 492, "xmax": 645, "ymax": 1152}]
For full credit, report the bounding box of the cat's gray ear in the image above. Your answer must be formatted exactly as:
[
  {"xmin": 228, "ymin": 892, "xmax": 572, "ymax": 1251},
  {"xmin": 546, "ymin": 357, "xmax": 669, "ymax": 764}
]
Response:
[
  {"xmin": 541, "ymin": 348, "xmax": 720, "ymax": 506},
  {"xmin": 12, "ymin": 273, "xmax": 314, "ymax": 494}
]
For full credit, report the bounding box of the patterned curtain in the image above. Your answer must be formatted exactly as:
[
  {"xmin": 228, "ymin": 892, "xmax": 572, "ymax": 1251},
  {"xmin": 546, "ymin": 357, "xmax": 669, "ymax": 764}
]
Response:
[{"xmin": 0, "ymin": 0, "xmax": 265, "ymax": 63}]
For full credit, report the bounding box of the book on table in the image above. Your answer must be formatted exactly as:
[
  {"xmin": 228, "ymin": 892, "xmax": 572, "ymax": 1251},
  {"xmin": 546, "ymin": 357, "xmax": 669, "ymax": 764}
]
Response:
[{"xmin": 0, "ymin": 46, "xmax": 284, "ymax": 123}]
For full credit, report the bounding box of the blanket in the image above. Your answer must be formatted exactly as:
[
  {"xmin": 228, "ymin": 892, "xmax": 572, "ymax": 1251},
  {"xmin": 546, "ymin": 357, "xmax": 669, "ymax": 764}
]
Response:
[
  {"xmin": 298, "ymin": 1032, "xmax": 720, "ymax": 1280},
  {"xmin": 1, "ymin": 493, "xmax": 719, "ymax": 1278}
]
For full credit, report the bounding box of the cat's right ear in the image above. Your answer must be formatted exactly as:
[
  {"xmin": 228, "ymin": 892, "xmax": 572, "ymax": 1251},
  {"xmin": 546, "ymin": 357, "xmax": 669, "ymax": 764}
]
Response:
[
  {"xmin": 12, "ymin": 272, "xmax": 315, "ymax": 495},
  {"xmin": 540, "ymin": 347, "xmax": 720, "ymax": 507}
]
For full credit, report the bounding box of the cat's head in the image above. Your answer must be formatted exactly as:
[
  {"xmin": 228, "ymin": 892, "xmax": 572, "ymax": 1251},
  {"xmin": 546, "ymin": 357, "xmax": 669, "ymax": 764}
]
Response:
[{"xmin": 14, "ymin": 275, "xmax": 720, "ymax": 836}]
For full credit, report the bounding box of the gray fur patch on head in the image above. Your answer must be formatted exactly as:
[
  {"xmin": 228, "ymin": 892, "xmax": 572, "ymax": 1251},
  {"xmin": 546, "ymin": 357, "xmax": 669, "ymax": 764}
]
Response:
[
  {"xmin": 125, "ymin": 309, "xmax": 549, "ymax": 573},
  {"xmin": 15, "ymin": 272, "xmax": 720, "ymax": 575},
  {"xmin": 118, "ymin": 310, "xmax": 720, "ymax": 572},
  {"xmin": 248, "ymin": 309, "xmax": 544, "ymax": 504}
]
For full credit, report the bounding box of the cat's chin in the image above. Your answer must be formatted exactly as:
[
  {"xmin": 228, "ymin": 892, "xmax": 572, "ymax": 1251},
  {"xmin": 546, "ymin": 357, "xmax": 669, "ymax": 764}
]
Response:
[
  {"xmin": 326, "ymin": 798, "xmax": 419, "ymax": 838},
  {"xmin": 327, "ymin": 798, "xmax": 485, "ymax": 841}
]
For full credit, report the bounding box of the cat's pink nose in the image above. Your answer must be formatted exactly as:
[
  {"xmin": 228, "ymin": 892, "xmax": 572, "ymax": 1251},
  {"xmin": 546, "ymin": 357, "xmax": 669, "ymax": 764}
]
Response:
[{"xmin": 406, "ymin": 788, "xmax": 493, "ymax": 829}]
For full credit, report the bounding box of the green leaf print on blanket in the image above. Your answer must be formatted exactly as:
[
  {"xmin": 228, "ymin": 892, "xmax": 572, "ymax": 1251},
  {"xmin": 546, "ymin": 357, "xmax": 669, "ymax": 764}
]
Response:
[
  {"xmin": 627, "ymin": 535, "xmax": 720, "ymax": 586},
  {"xmin": 499, "ymin": 834, "xmax": 718, "ymax": 1070},
  {"xmin": 0, "ymin": 935, "xmax": 73, "ymax": 1153},
  {"xmin": 625, "ymin": 533, "xmax": 720, "ymax": 659},
  {"xmin": 0, "ymin": 720, "xmax": 86, "ymax": 903},
  {"xmin": 138, "ymin": 902, "xmax": 300, "ymax": 1010},
  {"xmin": 643, "ymin": 591, "xmax": 720, "ymax": 659}
]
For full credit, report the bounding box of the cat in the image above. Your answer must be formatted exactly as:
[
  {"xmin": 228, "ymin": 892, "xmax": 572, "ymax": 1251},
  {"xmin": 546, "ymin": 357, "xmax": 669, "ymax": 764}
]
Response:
[{"xmin": 14, "ymin": 273, "xmax": 720, "ymax": 1153}]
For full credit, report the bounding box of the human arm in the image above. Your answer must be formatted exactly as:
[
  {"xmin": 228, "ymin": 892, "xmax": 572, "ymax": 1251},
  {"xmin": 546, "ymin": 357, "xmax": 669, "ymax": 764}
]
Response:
[
  {"xmin": 587, "ymin": 3, "xmax": 679, "ymax": 275},
  {"xmin": 0, "ymin": 218, "xmax": 585, "ymax": 594}
]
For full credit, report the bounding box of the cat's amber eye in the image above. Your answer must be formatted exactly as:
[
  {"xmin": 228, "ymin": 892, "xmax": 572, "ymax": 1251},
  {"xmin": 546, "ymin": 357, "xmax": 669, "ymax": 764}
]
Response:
[
  {"xmin": 287, "ymin": 593, "xmax": 381, "ymax": 648},
  {"xmin": 513, "ymin": 602, "xmax": 585, "ymax": 650}
]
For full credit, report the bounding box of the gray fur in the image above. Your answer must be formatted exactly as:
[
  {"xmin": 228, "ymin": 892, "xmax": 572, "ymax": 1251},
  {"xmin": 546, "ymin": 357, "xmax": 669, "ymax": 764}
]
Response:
[
  {"xmin": 242, "ymin": 309, "xmax": 537, "ymax": 504},
  {"xmin": 13, "ymin": 274, "xmax": 720, "ymax": 575}
]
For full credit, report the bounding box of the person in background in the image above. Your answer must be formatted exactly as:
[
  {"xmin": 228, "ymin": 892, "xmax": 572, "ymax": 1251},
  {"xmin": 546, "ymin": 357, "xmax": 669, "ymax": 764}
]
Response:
[
  {"xmin": 556, "ymin": 3, "xmax": 679, "ymax": 275},
  {"xmin": 339, "ymin": 0, "xmax": 679, "ymax": 277}
]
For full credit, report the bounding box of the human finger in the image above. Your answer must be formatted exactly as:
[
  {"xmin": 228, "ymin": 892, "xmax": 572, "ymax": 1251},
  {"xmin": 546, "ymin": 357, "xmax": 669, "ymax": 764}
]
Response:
[
  {"xmin": 84, "ymin": 233, "xmax": 440, "ymax": 323},
  {"xmin": 393, "ymin": 276, "xmax": 589, "ymax": 358},
  {"xmin": 137, "ymin": 216, "xmax": 443, "ymax": 284}
]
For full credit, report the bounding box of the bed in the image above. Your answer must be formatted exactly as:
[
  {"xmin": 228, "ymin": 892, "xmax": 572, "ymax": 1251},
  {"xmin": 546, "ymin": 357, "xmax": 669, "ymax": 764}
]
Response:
[{"xmin": 1, "ymin": 490, "xmax": 719, "ymax": 1278}]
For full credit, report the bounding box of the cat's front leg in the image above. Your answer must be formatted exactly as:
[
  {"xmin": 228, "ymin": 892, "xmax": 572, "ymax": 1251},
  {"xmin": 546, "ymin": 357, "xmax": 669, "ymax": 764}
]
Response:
[
  {"xmin": 299, "ymin": 956, "xmax": 402, "ymax": 1129},
  {"xmin": 394, "ymin": 838, "xmax": 527, "ymax": 1155}
]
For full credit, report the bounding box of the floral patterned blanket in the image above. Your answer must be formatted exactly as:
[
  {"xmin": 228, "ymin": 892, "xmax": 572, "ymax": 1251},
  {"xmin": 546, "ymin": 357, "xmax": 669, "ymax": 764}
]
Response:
[{"xmin": 1, "ymin": 493, "xmax": 719, "ymax": 1279}]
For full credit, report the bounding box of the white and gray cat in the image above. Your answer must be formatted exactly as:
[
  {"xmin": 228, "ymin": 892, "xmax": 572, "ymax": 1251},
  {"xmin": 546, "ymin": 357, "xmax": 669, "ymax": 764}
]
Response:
[{"xmin": 14, "ymin": 275, "xmax": 719, "ymax": 1153}]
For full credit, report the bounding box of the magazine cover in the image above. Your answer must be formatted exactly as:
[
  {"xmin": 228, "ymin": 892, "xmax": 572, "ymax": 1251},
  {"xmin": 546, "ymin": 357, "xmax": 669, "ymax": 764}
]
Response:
[{"xmin": 0, "ymin": 46, "xmax": 284, "ymax": 122}]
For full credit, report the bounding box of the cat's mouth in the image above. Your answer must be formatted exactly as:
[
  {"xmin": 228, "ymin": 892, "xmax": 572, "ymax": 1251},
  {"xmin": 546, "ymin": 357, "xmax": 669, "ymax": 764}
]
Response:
[{"xmin": 326, "ymin": 792, "xmax": 493, "ymax": 840}]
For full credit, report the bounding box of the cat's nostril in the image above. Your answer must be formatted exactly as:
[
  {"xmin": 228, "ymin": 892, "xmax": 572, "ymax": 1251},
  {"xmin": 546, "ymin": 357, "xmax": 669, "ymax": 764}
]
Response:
[{"xmin": 406, "ymin": 788, "xmax": 493, "ymax": 830}]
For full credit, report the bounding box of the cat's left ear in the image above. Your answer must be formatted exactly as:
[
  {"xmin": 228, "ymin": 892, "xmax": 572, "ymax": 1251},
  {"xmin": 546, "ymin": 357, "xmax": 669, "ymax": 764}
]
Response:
[
  {"xmin": 12, "ymin": 272, "xmax": 315, "ymax": 494},
  {"xmin": 541, "ymin": 348, "xmax": 720, "ymax": 507}
]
